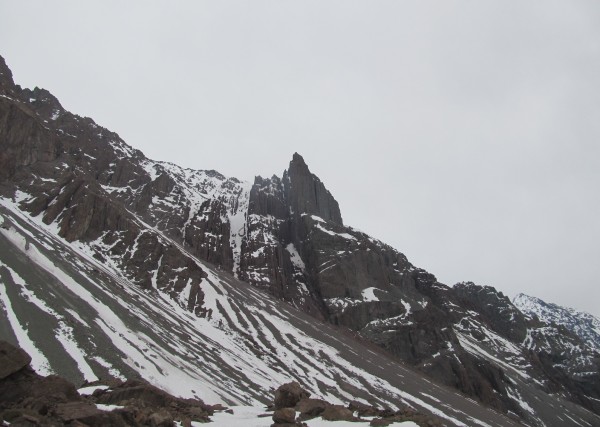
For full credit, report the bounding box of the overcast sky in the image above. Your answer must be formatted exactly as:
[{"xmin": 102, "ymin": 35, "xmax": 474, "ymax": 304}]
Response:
[{"xmin": 2, "ymin": 1, "xmax": 599, "ymax": 316}]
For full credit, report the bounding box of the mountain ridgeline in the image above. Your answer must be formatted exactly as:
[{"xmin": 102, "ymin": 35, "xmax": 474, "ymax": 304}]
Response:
[{"xmin": 1, "ymin": 55, "xmax": 599, "ymax": 426}]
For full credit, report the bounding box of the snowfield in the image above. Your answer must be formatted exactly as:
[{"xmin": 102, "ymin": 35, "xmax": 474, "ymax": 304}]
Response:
[{"xmin": 208, "ymin": 406, "xmax": 420, "ymax": 427}]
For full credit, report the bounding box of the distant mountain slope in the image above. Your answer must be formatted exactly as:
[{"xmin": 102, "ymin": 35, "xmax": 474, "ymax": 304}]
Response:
[
  {"xmin": 514, "ymin": 293, "xmax": 600, "ymax": 352},
  {"xmin": 1, "ymin": 54, "xmax": 599, "ymax": 426}
]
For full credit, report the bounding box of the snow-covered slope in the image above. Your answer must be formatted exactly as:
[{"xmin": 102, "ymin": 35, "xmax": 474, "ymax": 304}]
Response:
[
  {"xmin": 0, "ymin": 199, "xmax": 522, "ymax": 427},
  {"xmin": 514, "ymin": 293, "xmax": 600, "ymax": 353}
]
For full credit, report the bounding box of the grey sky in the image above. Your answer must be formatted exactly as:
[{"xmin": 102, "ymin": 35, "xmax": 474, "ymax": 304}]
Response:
[{"xmin": 2, "ymin": 1, "xmax": 599, "ymax": 316}]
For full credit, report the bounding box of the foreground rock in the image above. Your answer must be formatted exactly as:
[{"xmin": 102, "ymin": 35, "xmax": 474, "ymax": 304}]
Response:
[
  {"xmin": 271, "ymin": 382, "xmax": 442, "ymax": 426},
  {"xmin": 0, "ymin": 341, "xmax": 82, "ymax": 425},
  {"xmin": 273, "ymin": 382, "xmax": 311, "ymax": 410},
  {"xmin": 272, "ymin": 407, "xmax": 305, "ymax": 426},
  {"xmin": 320, "ymin": 404, "xmax": 355, "ymax": 421},
  {"xmin": 0, "ymin": 340, "xmax": 217, "ymax": 426},
  {"xmin": 295, "ymin": 398, "xmax": 328, "ymax": 418},
  {"xmin": 0, "ymin": 341, "xmax": 31, "ymax": 379},
  {"xmin": 91, "ymin": 379, "xmax": 215, "ymax": 425}
]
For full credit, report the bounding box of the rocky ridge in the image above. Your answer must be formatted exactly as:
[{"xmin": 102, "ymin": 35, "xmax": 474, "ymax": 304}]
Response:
[
  {"xmin": 1, "ymin": 54, "xmax": 600, "ymax": 425},
  {"xmin": 514, "ymin": 293, "xmax": 600, "ymax": 352}
]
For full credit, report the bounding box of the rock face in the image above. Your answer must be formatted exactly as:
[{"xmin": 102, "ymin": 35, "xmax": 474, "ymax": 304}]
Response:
[
  {"xmin": 285, "ymin": 152, "xmax": 343, "ymax": 225},
  {"xmin": 1, "ymin": 53, "xmax": 600, "ymax": 424},
  {"xmin": 0, "ymin": 55, "xmax": 230, "ymax": 315}
]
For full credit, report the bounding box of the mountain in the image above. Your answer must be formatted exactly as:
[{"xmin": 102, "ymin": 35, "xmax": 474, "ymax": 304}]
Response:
[
  {"xmin": 1, "ymin": 54, "xmax": 599, "ymax": 426},
  {"xmin": 513, "ymin": 293, "xmax": 600, "ymax": 353}
]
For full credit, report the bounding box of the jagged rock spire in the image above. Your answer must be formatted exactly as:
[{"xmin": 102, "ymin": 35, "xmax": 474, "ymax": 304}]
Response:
[
  {"xmin": 284, "ymin": 152, "xmax": 343, "ymax": 225},
  {"xmin": 0, "ymin": 55, "xmax": 15, "ymax": 92}
]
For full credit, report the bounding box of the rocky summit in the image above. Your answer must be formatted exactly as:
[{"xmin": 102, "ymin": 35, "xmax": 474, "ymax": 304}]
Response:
[{"xmin": 1, "ymin": 54, "xmax": 600, "ymax": 427}]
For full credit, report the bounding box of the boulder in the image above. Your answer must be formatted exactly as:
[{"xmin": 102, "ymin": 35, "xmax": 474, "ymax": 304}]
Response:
[
  {"xmin": 1, "ymin": 409, "xmax": 41, "ymax": 425},
  {"xmin": 93, "ymin": 379, "xmax": 212, "ymax": 423},
  {"xmin": 147, "ymin": 409, "xmax": 174, "ymax": 427},
  {"xmin": 54, "ymin": 402, "xmax": 103, "ymax": 421},
  {"xmin": 348, "ymin": 400, "xmax": 380, "ymax": 417},
  {"xmin": 95, "ymin": 379, "xmax": 172, "ymax": 407},
  {"xmin": 2, "ymin": 414, "xmax": 41, "ymax": 427},
  {"xmin": 0, "ymin": 340, "xmax": 31, "ymax": 379},
  {"xmin": 273, "ymin": 382, "xmax": 311, "ymax": 409},
  {"xmin": 53, "ymin": 401, "xmax": 131, "ymax": 426},
  {"xmin": 370, "ymin": 413, "xmax": 443, "ymax": 427},
  {"xmin": 33, "ymin": 375, "xmax": 80, "ymax": 401},
  {"xmin": 0, "ymin": 342, "xmax": 80, "ymax": 411},
  {"xmin": 295, "ymin": 398, "xmax": 328, "ymax": 418},
  {"xmin": 320, "ymin": 404, "xmax": 354, "ymax": 421},
  {"xmin": 272, "ymin": 408, "xmax": 296, "ymax": 424}
]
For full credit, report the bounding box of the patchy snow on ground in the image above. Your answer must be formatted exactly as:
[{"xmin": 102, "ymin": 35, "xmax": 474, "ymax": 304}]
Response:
[
  {"xmin": 0, "ymin": 262, "xmax": 54, "ymax": 376},
  {"xmin": 307, "ymin": 420, "xmax": 418, "ymax": 427},
  {"xmin": 78, "ymin": 385, "xmax": 109, "ymax": 395},
  {"xmin": 207, "ymin": 407, "xmax": 419, "ymax": 427},
  {"xmin": 96, "ymin": 404, "xmax": 125, "ymax": 411}
]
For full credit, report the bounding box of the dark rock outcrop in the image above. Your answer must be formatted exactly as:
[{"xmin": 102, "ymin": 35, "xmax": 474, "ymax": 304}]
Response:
[
  {"xmin": 0, "ymin": 340, "xmax": 31, "ymax": 379},
  {"xmin": 295, "ymin": 398, "xmax": 328, "ymax": 418},
  {"xmin": 273, "ymin": 382, "xmax": 311, "ymax": 410},
  {"xmin": 320, "ymin": 404, "xmax": 355, "ymax": 421},
  {"xmin": 272, "ymin": 407, "xmax": 296, "ymax": 424},
  {"xmin": 454, "ymin": 282, "xmax": 528, "ymax": 343},
  {"xmin": 0, "ymin": 340, "xmax": 215, "ymax": 426},
  {"xmin": 1, "ymin": 340, "xmax": 83, "ymax": 425},
  {"xmin": 284, "ymin": 152, "xmax": 343, "ymax": 225},
  {"xmin": 92, "ymin": 379, "xmax": 214, "ymax": 424},
  {"xmin": 267, "ymin": 383, "xmax": 443, "ymax": 426}
]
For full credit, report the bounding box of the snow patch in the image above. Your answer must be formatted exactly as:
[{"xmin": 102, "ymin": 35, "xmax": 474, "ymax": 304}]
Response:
[
  {"xmin": 361, "ymin": 287, "xmax": 380, "ymax": 302},
  {"xmin": 286, "ymin": 243, "xmax": 306, "ymax": 271},
  {"xmin": 0, "ymin": 262, "xmax": 54, "ymax": 376},
  {"xmin": 96, "ymin": 404, "xmax": 125, "ymax": 411},
  {"xmin": 2, "ymin": 262, "xmax": 98, "ymax": 382},
  {"xmin": 79, "ymin": 385, "xmax": 109, "ymax": 395},
  {"xmin": 315, "ymin": 223, "xmax": 357, "ymax": 241}
]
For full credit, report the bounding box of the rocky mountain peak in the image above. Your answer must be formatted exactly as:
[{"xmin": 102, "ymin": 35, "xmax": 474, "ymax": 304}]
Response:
[
  {"xmin": 284, "ymin": 152, "xmax": 343, "ymax": 225},
  {"xmin": 0, "ymin": 55, "xmax": 15, "ymax": 90},
  {"xmin": 21, "ymin": 86, "xmax": 65, "ymax": 118},
  {"xmin": 291, "ymin": 151, "xmax": 307, "ymax": 167},
  {"xmin": 514, "ymin": 293, "xmax": 600, "ymax": 352},
  {"xmin": 454, "ymin": 282, "xmax": 528, "ymax": 342}
]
